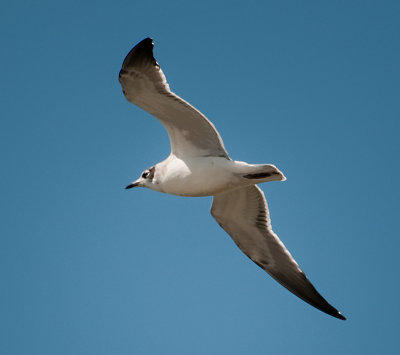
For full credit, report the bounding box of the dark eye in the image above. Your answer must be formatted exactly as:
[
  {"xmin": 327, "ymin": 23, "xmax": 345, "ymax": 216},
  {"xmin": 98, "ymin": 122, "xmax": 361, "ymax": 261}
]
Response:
[{"xmin": 142, "ymin": 170, "xmax": 150, "ymax": 179}]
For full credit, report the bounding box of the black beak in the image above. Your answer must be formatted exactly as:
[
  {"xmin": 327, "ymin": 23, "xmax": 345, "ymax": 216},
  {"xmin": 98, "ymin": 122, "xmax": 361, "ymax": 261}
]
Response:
[{"xmin": 125, "ymin": 182, "xmax": 140, "ymax": 189}]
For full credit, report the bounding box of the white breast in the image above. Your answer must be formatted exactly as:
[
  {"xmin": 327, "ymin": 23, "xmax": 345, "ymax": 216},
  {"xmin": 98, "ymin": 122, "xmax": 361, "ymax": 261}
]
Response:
[{"xmin": 155, "ymin": 155, "xmax": 241, "ymax": 197}]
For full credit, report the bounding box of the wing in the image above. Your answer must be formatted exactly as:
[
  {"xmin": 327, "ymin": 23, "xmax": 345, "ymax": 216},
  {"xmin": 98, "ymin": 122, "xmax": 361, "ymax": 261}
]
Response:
[
  {"xmin": 211, "ymin": 185, "xmax": 346, "ymax": 320},
  {"xmin": 119, "ymin": 38, "xmax": 229, "ymax": 159}
]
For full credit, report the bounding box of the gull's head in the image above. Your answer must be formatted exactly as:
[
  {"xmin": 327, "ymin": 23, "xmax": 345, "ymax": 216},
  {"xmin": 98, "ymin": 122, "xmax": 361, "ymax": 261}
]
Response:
[{"xmin": 125, "ymin": 166, "xmax": 156, "ymax": 190}]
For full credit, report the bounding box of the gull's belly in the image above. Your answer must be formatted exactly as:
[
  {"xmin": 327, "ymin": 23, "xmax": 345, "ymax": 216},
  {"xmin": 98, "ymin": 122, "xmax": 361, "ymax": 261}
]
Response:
[
  {"xmin": 161, "ymin": 173, "xmax": 237, "ymax": 196},
  {"xmin": 157, "ymin": 156, "xmax": 240, "ymax": 197}
]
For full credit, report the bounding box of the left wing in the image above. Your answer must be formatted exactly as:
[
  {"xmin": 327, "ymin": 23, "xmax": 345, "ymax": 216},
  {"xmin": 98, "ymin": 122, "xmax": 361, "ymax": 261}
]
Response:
[{"xmin": 119, "ymin": 38, "xmax": 229, "ymax": 159}]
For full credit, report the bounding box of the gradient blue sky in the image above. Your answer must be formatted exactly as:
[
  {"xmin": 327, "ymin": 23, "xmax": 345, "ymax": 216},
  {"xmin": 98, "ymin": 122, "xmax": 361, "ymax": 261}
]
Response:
[{"xmin": 1, "ymin": 1, "xmax": 399, "ymax": 354}]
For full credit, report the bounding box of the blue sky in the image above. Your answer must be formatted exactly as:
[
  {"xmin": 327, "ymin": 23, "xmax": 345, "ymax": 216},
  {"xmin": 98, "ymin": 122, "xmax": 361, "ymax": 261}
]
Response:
[{"xmin": 1, "ymin": 0, "xmax": 399, "ymax": 354}]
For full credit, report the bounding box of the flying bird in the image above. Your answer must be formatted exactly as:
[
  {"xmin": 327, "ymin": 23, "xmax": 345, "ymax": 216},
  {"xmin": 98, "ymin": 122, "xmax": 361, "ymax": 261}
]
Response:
[{"xmin": 119, "ymin": 38, "xmax": 346, "ymax": 320}]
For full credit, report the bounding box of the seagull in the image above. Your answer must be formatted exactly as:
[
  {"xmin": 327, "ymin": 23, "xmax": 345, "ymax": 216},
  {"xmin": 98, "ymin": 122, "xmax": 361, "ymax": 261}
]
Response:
[{"xmin": 119, "ymin": 38, "xmax": 346, "ymax": 320}]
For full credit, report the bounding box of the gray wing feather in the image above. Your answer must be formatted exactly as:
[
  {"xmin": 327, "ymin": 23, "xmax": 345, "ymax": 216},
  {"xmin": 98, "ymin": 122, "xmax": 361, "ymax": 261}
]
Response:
[
  {"xmin": 211, "ymin": 185, "xmax": 345, "ymax": 320},
  {"xmin": 119, "ymin": 38, "xmax": 229, "ymax": 159}
]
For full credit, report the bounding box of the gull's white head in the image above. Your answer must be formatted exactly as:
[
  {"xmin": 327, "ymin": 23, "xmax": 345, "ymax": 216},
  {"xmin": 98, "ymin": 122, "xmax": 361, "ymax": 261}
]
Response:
[{"xmin": 125, "ymin": 166, "xmax": 156, "ymax": 190}]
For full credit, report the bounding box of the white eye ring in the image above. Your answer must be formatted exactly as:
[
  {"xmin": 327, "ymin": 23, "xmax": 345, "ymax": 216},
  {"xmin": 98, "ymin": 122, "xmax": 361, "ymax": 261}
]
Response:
[{"xmin": 142, "ymin": 170, "xmax": 150, "ymax": 179}]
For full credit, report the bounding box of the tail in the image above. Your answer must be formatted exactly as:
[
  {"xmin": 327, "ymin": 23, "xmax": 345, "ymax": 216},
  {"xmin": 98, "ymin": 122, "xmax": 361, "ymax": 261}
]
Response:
[{"xmin": 242, "ymin": 164, "xmax": 286, "ymax": 182}]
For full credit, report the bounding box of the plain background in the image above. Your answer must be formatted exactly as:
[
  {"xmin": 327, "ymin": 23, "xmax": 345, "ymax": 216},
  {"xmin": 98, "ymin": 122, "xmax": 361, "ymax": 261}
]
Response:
[{"xmin": 1, "ymin": 1, "xmax": 399, "ymax": 354}]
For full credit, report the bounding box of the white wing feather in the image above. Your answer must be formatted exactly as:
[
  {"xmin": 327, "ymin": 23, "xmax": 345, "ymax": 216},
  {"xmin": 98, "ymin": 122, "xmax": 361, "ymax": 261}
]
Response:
[
  {"xmin": 119, "ymin": 38, "xmax": 229, "ymax": 159},
  {"xmin": 211, "ymin": 185, "xmax": 345, "ymax": 320}
]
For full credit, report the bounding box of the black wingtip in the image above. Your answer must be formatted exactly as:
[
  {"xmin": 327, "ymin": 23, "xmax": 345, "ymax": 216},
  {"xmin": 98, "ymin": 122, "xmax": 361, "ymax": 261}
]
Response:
[
  {"xmin": 319, "ymin": 300, "xmax": 346, "ymax": 320},
  {"xmin": 336, "ymin": 312, "xmax": 347, "ymax": 321},
  {"xmin": 134, "ymin": 37, "xmax": 154, "ymax": 52},
  {"xmin": 121, "ymin": 37, "xmax": 156, "ymax": 69},
  {"xmin": 313, "ymin": 300, "xmax": 346, "ymax": 321},
  {"xmin": 320, "ymin": 305, "xmax": 346, "ymax": 320}
]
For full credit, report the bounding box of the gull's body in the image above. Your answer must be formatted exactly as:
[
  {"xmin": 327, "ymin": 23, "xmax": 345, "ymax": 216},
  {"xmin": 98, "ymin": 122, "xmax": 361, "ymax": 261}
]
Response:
[
  {"xmin": 142, "ymin": 155, "xmax": 283, "ymax": 197},
  {"xmin": 119, "ymin": 38, "xmax": 346, "ymax": 320}
]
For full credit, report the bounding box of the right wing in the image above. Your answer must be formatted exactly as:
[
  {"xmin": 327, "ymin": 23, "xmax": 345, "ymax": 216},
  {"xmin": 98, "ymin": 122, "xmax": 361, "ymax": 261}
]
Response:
[{"xmin": 211, "ymin": 185, "xmax": 346, "ymax": 320}]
